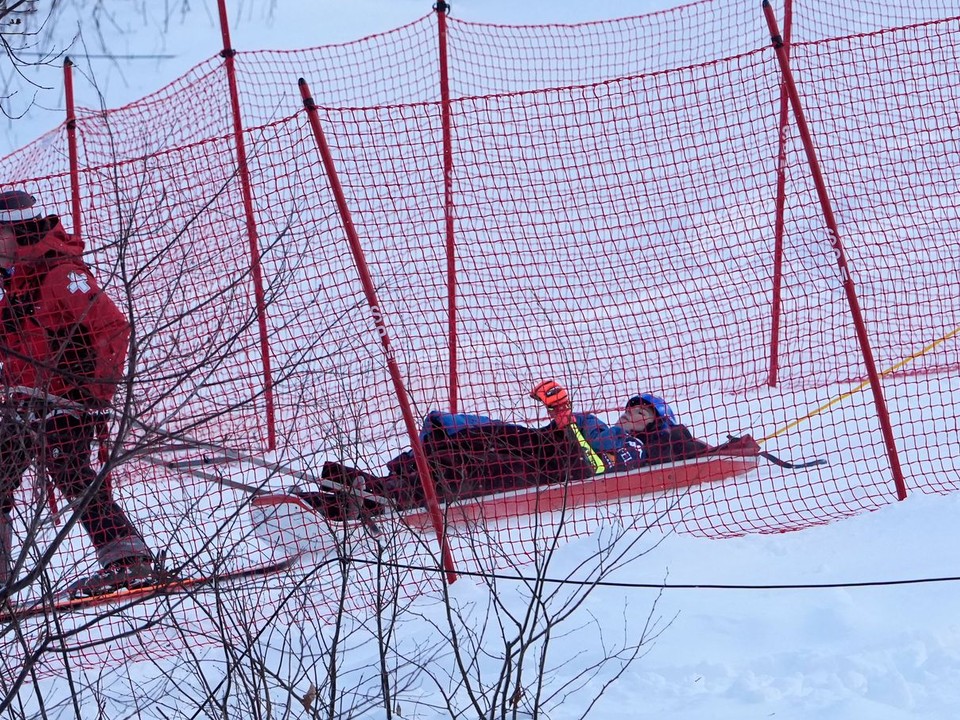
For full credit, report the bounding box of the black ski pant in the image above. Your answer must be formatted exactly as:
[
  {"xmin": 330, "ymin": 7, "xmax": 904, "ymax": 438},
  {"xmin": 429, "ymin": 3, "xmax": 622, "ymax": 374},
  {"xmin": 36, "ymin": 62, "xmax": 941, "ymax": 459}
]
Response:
[
  {"xmin": 0, "ymin": 409, "xmax": 141, "ymax": 554},
  {"xmin": 377, "ymin": 423, "xmax": 593, "ymax": 509}
]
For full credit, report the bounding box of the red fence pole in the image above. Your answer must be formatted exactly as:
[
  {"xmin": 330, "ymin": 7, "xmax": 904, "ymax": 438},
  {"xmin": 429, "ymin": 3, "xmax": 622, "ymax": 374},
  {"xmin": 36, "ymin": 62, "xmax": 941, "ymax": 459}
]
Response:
[
  {"xmin": 64, "ymin": 58, "xmax": 117, "ymax": 506},
  {"xmin": 767, "ymin": 0, "xmax": 792, "ymax": 387},
  {"xmin": 298, "ymin": 77, "xmax": 458, "ymax": 583},
  {"xmin": 216, "ymin": 0, "xmax": 277, "ymax": 449},
  {"xmin": 63, "ymin": 57, "xmax": 82, "ymax": 243},
  {"xmin": 435, "ymin": 0, "xmax": 459, "ymax": 414},
  {"xmin": 762, "ymin": 0, "xmax": 907, "ymax": 500}
]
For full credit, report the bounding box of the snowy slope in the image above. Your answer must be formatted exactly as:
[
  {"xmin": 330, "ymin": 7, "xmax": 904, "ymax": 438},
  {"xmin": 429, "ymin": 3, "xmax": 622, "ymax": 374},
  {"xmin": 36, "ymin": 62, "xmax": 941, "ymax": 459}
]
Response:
[
  {"xmin": 588, "ymin": 491, "xmax": 960, "ymax": 719},
  {"xmin": 233, "ymin": 370, "xmax": 959, "ymax": 719},
  {"xmin": 357, "ymin": 479, "xmax": 960, "ymax": 720}
]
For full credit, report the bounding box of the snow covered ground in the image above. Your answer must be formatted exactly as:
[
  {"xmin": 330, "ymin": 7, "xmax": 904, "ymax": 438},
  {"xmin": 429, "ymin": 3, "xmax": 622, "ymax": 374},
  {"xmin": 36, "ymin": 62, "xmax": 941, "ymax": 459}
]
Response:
[
  {"xmin": 18, "ymin": 439, "xmax": 960, "ymax": 718},
  {"xmin": 564, "ymin": 490, "xmax": 960, "ymax": 719},
  {"xmin": 242, "ymin": 370, "xmax": 960, "ymax": 719},
  {"xmin": 255, "ymin": 452, "xmax": 959, "ymax": 720}
]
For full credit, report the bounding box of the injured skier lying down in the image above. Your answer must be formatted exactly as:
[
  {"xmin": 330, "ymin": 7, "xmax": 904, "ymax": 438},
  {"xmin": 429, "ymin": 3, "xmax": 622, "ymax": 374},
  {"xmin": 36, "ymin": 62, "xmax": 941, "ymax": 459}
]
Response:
[{"xmin": 317, "ymin": 381, "xmax": 759, "ymax": 516}]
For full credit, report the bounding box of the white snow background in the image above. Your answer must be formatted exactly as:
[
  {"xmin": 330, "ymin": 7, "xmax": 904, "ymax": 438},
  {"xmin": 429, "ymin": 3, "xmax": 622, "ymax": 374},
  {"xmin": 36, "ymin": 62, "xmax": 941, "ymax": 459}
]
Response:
[{"xmin": 3, "ymin": 1, "xmax": 959, "ymax": 718}]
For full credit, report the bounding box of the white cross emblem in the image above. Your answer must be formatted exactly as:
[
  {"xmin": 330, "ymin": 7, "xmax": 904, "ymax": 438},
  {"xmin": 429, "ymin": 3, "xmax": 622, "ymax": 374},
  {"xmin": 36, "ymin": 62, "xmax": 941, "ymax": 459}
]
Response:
[{"xmin": 66, "ymin": 272, "xmax": 91, "ymax": 294}]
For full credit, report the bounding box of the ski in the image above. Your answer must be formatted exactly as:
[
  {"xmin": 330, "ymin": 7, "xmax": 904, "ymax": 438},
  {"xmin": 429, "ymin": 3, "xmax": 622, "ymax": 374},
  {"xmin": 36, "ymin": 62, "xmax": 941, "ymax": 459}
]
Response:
[
  {"xmin": 0, "ymin": 554, "xmax": 300, "ymax": 623},
  {"xmin": 131, "ymin": 436, "xmax": 391, "ymax": 508},
  {"xmin": 727, "ymin": 436, "xmax": 827, "ymax": 469},
  {"xmin": 758, "ymin": 451, "xmax": 827, "ymax": 469}
]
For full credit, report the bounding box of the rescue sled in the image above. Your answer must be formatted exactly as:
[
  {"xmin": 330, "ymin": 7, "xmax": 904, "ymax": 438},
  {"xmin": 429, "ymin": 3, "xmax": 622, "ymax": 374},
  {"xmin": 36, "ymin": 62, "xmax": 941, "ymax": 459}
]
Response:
[{"xmin": 250, "ymin": 436, "xmax": 762, "ymax": 534}]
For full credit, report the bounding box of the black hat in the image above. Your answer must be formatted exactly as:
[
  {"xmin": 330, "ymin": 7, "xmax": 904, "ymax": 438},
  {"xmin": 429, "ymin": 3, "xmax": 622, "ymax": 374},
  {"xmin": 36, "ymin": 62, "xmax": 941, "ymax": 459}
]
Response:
[{"xmin": 0, "ymin": 190, "xmax": 42, "ymax": 224}]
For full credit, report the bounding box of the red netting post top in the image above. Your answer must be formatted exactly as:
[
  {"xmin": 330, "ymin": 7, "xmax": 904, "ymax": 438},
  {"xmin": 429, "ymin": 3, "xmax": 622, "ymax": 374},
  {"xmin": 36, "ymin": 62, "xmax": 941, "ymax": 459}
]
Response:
[
  {"xmin": 435, "ymin": 0, "xmax": 460, "ymax": 414},
  {"xmin": 763, "ymin": 0, "xmax": 907, "ymax": 500},
  {"xmin": 298, "ymin": 77, "xmax": 458, "ymax": 584},
  {"xmin": 216, "ymin": 0, "xmax": 277, "ymax": 449},
  {"xmin": 63, "ymin": 58, "xmax": 81, "ymax": 245}
]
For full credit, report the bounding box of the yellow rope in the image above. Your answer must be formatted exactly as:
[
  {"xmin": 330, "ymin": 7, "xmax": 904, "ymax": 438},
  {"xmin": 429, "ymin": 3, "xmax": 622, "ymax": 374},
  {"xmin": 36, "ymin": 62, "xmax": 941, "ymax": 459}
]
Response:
[{"xmin": 760, "ymin": 325, "xmax": 960, "ymax": 444}]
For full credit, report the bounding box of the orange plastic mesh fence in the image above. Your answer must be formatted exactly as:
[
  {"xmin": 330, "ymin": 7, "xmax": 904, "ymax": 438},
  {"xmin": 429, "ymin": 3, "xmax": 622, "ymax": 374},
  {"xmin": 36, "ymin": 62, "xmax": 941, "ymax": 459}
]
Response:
[{"xmin": 0, "ymin": 0, "xmax": 957, "ymax": 678}]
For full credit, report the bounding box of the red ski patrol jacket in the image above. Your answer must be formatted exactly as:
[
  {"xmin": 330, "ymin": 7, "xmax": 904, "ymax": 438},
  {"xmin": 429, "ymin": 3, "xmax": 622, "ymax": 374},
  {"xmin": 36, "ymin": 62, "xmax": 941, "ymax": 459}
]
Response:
[{"xmin": 0, "ymin": 218, "xmax": 130, "ymax": 406}]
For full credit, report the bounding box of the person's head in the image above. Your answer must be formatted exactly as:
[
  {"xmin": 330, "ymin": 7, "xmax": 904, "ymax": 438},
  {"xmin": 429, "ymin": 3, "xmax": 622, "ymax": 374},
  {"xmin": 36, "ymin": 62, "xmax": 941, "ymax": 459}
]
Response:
[
  {"xmin": 617, "ymin": 393, "xmax": 678, "ymax": 433},
  {"xmin": 0, "ymin": 190, "xmax": 71, "ymax": 265},
  {"xmin": 0, "ymin": 191, "xmax": 43, "ymax": 266}
]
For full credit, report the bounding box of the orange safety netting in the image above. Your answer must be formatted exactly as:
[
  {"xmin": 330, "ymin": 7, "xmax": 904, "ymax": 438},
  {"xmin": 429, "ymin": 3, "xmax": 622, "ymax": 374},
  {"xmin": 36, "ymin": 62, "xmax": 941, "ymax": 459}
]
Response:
[{"xmin": 0, "ymin": 0, "xmax": 958, "ymax": 677}]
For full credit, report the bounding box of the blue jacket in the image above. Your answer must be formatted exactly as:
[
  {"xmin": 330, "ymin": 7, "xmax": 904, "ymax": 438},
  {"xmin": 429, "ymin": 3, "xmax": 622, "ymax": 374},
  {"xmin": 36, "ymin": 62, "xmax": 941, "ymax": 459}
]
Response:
[
  {"xmin": 572, "ymin": 413, "xmax": 645, "ymax": 470},
  {"xmin": 574, "ymin": 412, "xmax": 710, "ymax": 467},
  {"xmin": 421, "ymin": 410, "xmax": 709, "ymax": 471},
  {"xmin": 573, "ymin": 413, "xmax": 631, "ymax": 452},
  {"xmin": 419, "ymin": 410, "xmax": 500, "ymax": 442}
]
